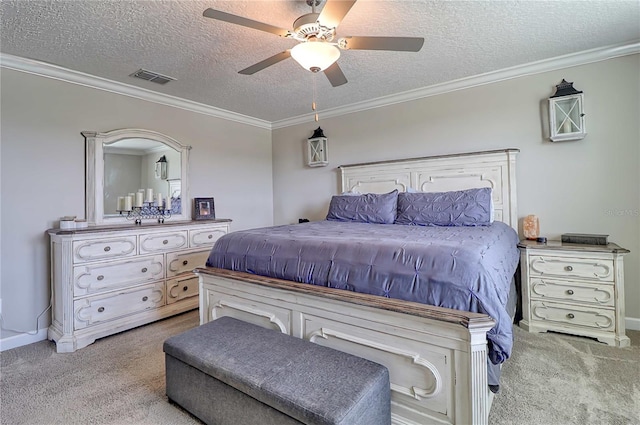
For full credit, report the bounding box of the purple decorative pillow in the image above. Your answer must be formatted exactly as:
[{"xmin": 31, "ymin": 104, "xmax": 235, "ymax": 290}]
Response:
[
  {"xmin": 326, "ymin": 190, "xmax": 398, "ymax": 224},
  {"xmin": 395, "ymin": 187, "xmax": 492, "ymax": 226}
]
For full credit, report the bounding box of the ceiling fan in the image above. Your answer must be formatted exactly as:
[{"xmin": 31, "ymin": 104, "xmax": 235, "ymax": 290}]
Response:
[{"xmin": 203, "ymin": 0, "xmax": 425, "ymax": 87}]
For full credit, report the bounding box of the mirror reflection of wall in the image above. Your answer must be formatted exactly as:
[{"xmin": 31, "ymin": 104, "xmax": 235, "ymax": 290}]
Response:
[
  {"xmin": 104, "ymin": 153, "xmax": 143, "ymax": 214},
  {"xmin": 103, "ymin": 139, "xmax": 181, "ymax": 216}
]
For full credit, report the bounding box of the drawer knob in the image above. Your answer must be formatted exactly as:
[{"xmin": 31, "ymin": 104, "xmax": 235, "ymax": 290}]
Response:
[
  {"xmin": 183, "ymin": 286, "xmax": 189, "ymax": 292},
  {"xmin": 103, "ymin": 246, "xmax": 111, "ymax": 252},
  {"xmin": 163, "ymin": 240, "xmax": 169, "ymax": 245},
  {"xmin": 182, "ymin": 260, "xmax": 188, "ymax": 266},
  {"xmin": 141, "ymin": 267, "xmax": 148, "ymax": 273},
  {"xmin": 566, "ymin": 289, "xmax": 574, "ymax": 295},
  {"xmin": 98, "ymin": 307, "xmax": 105, "ymax": 313},
  {"xmin": 142, "ymin": 296, "xmax": 148, "ymax": 302},
  {"xmin": 564, "ymin": 265, "xmax": 573, "ymax": 272},
  {"xmin": 97, "ymin": 275, "xmax": 104, "ymax": 281},
  {"xmin": 567, "ymin": 313, "xmax": 575, "ymax": 319},
  {"xmin": 208, "ymin": 234, "xmax": 213, "ymax": 239}
]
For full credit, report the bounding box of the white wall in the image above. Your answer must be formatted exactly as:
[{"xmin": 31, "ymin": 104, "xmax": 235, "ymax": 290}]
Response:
[
  {"xmin": 272, "ymin": 55, "xmax": 640, "ymax": 321},
  {"xmin": 0, "ymin": 68, "xmax": 273, "ymax": 340}
]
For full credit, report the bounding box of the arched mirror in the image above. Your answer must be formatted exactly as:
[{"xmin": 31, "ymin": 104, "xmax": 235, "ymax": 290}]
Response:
[{"xmin": 84, "ymin": 129, "xmax": 191, "ymax": 225}]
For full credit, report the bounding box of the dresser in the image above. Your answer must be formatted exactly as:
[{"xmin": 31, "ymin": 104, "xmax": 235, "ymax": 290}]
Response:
[
  {"xmin": 518, "ymin": 240, "xmax": 630, "ymax": 347},
  {"xmin": 48, "ymin": 220, "xmax": 231, "ymax": 353}
]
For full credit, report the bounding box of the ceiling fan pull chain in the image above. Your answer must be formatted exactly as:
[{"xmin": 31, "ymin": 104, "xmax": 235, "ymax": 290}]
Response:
[{"xmin": 313, "ymin": 74, "xmax": 319, "ymax": 122}]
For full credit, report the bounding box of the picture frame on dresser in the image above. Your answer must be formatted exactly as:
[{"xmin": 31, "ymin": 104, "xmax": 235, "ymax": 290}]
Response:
[{"xmin": 193, "ymin": 198, "xmax": 215, "ymax": 220}]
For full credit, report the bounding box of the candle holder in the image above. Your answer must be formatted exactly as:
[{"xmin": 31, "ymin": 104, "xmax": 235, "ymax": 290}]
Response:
[{"xmin": 118, "ymin": 201, "xmax": 172, "ymax": 224}]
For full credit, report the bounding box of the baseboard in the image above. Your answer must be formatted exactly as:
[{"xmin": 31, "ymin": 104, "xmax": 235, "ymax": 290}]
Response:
[
  {"xmin": 626, "ymin": 317, "xmax": 640, "ymax": 331},
  {"xmin": 0, "ymin": 319, "xmax": 636, "ymax": 351},
  {"xmin": 0, "ymin": 328, "xmax": 48, "ymax": 352}
]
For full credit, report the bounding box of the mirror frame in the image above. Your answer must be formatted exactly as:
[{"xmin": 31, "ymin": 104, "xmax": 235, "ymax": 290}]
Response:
[{"xmin": 83, "ymin": 128, "xmax": 191, "ymax": 226}]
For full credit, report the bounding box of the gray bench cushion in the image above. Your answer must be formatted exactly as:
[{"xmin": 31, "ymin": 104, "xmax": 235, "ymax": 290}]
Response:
[{"xmin": 164, "ymin": 317, "xmax": 390, "ymax": 425}]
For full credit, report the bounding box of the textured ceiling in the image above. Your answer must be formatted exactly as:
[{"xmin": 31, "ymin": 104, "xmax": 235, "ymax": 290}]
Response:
[{"xmin": 1, "ymin": 1, "xmax": 639, "ymax": 122}]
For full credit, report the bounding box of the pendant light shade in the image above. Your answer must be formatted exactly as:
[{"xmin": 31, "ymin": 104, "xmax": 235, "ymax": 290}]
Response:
[{"xmin": 291, "ymin": 42, "xmax": 341, "ymax": 72}]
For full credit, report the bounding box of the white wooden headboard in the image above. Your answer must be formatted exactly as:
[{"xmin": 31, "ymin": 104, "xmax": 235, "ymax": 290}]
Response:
[{"xmin": 339, "ymin": 149, "xmax": 519, "ymax": 231}]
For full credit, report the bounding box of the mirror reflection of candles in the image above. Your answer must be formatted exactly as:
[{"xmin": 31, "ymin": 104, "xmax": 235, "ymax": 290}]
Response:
[{"xmin": 103, "ymin": 140, "xmax": 180, "ymax": 216}]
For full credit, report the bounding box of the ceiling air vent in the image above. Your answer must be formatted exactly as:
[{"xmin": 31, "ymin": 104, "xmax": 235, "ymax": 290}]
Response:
[{"xmin": 130, "ymin": 69, "xmax": 175, "ymax": 85}]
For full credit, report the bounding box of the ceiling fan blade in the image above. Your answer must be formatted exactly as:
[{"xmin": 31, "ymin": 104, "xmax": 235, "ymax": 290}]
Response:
[
  {"xmin": 203, "ymin": 8, "xmax": 290, "ymax": 37},
  {"xmin": 317, "ymin": 0, "xmax": 357, "ymax": 29},
  {"xmin": 324, "ymin": 62, "xmax": 348, "ymax": 87},
  {"xmin": 339, "ymin": 36, "xmax": 425, "ymax": 52},
  {"xmin": 238, "ymin": 51, "xmax": 292, "ymax": 75}
]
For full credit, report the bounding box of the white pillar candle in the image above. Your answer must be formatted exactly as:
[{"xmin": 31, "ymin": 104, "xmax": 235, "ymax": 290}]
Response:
[
  {"xmin": 145, "ymin": 188, "xmax": 154, "ymax": 203},
  {"xmin": 117, "ymin": 196, "xmax": 125, "ymax": 211},
  {"xmin": 124, "ymin": 196, "xmax": 133, "ymax": 211},
  {"xmin": 135, "ymin": 192, "xmax": 144, "ymax": 207},
  {"xmin": 156, "ymin": 193, "xmax": 163, "ymax": 208},
  {"xmin": 165, "ymin": 196, "xmax": 171, "ymax": 210}
]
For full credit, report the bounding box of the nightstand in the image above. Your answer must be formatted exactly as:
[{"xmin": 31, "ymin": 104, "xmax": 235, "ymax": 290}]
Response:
[{"xmin": 518, "ymin": 240, "xmax": 630, "ymax": 347}]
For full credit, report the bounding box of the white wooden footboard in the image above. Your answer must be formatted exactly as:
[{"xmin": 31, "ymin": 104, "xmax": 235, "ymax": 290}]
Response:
[{"xmin": 196, "ymin": 267, "xmax": 496, "ymax": 425}]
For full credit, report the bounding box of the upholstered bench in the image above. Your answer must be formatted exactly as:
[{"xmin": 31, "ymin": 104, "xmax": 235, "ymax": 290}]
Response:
[{"xmin": 163, "ymin": 316, "xmax": 391, "ymax": 425}]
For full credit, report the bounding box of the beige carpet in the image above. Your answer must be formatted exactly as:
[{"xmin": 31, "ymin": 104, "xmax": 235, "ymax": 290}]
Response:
[
  {"xmin": 489, "ymin": 325, "xmax": 640, "ymax": 425},
  {"xmin": 1, "ymin": 310, "xmax": 638, "ymax": 425}
]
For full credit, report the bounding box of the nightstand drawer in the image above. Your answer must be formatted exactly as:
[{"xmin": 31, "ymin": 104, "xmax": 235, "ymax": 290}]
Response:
[
  {"xmin": 529, "ymin": 255, "xmax": 613, "ymax": 282},
  {"xmin": 530, "ymin": 301, "xmax": 615, "ymax": 331},
  {"xmin": 530, "ymin": 278, "xmax": 614, "ymax": 307}
]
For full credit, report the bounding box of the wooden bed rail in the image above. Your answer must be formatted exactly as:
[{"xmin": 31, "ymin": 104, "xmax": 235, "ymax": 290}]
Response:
[{"xmin": 196, "ymin": 267, "xmax": 496, "ymax": 330}]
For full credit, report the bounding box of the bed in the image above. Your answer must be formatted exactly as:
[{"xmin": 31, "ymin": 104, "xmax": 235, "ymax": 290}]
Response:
[{"xmin": 196, "ymin": 148, "xmax": 519, "ymax": 425}]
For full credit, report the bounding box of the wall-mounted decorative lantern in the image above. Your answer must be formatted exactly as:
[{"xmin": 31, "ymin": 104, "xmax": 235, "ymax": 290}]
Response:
[
  {"xmin": 155, "ymin": 155, "xmax": 168, "ymax": 179},
  {"xmin": 548, "ymin": 79, "xmax": 586, "ymax": 142},
  {"xmin": 307, "ymin": 127, "xmax": 328, "ymax": 167}
]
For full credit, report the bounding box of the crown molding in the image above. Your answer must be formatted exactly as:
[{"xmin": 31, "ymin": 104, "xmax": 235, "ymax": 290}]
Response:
[
  {"xmin": 0, "ymin": 53, "xmax": 272, "ymax": 130},
  {"xmin": 271, "ymin": 41, "xmax": 640, "ymax": 129},
  {"xmin": 1, "ymin": 41, "xmax": 638, "ymax": 131}
]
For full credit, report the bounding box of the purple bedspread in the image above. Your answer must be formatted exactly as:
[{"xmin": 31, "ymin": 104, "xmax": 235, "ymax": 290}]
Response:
[{"xmin": 207, "ymin": 220, "xmax": 520, "ymax": 364}]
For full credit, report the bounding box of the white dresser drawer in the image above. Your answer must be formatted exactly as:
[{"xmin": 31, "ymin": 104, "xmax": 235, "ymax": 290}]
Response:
[
  {"xmin": 73, "ymin": 255, "xmax": 164, "ymax": 297},
  {"xmin": 166, "ymin": 250, "xmax": 209, "ymax": 277},
  {"xmin": 530, "ymin": 300, "xmax": 615, "ymax": 332},
  {"xmin": 74, "ymin": 282, "xmax": 165, "ymax": 330},
  {"xmin": 139, "ymin": 230, "xmax": 188, "ymax": 254},
  {"xmin": 166, "ymin": 275, "xmax": 199, "ymax": 304},
  {"xmin": 189, "ymin": 227, "xmax": 227, "ymax": 248},
  {"xmin": 73, "ymin": 236, "xmax": 137, "ymax": 263},
  {"xmin": 530, "ymin": 278, "xmax": 614, "ymax": 307},
  {"xmin": 529, "ymin": 255, "xmax": 614, "ymax": 282}
]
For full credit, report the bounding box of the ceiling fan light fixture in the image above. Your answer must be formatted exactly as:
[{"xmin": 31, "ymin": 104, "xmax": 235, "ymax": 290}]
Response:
[{"xmin": 291, "ymin": 41, "xmax": 340, "ymax": 72}]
